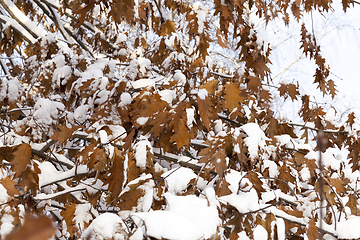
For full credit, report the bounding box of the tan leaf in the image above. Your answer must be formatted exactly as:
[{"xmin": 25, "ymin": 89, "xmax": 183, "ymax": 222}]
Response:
[
  {"xmin": 0, "ymin": 176, "xmax": 20, "ymax": 197},
  {"xmin": 126, "ymin": 151, "xmax": 141, "ymax": 183},
  {"xmin": 215, "ymin": 177, "xmax": 232, "ymax": 197},
  {"xmin": 212, "ymin": 149, "xmax": 227, "ymax": 178},
  {"xmin": 246, "ymin": 171, "xmax": 265, "ymax": 196},
  {"xmin": 10, "ymin": 143, "xmax": 31, "ymax": 177},
  {"xmin": 103, "ymin": 148, "xmax": 125, "ymax": 198},
  {"xmin": 224, "ymin": 82, "xmax": 243, "ymax": 111},
  {"xmin": 307, "ymin": 219, "xmax": 318, "ymax": 240},
  {"xmin": 51, "ymin": 125, "xmax": 79, "ymax": 144},
  {"xmin": 60, "ymin": 203, "xmax": 77, "ymax": 235},
  {"xmin": 5, "ymin": 214, "xmax": 56, "ymax": 240},
  {"xmin": 278, "ymin": 164, "xmax": 296, "ymax": 193},
  {"xmin": 197, "ymin": 96, "xmax": 215, "ymax": 131},
  {"xmin": 278, "ymin": 83, "xmax": 300, "ymax": 101},
  {"xmin": 346, "ymin": 194, "xmax": 360, "ymax": 215},
  {"xmin": 200, "ymin": 79, "xmax": 218, "ymax": 95},
  {"xmin": 170, "ymin": 118, "xmax": 193, "ymax": 149},
  {"xmin": 18, "ymin": 161, "xmax": 41, "ymax": 193},
  {"xmin": 328, "ymin": 178, "xmax": 346, "ymax": 195},
  {"xmin": 88, "ymin": 148, "xmax": 108, "ymax": 171},
  {"xmin": 115, "ymin": 179, "xmax": 148, "ymax": 210}
]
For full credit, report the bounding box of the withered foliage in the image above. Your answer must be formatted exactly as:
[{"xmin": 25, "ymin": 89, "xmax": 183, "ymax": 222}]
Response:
[{"xmin": 0, "ymin": 0, "xmax": 358, "ymax": 239}]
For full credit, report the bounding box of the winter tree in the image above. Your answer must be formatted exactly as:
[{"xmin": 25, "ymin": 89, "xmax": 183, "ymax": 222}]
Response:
[{"xmin": 1, "ymin": 0, "xmax": 360, "ymax": 239}]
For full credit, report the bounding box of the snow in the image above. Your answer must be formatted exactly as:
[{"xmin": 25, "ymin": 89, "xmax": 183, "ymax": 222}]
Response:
[
  {"xmin": 99, "ymin": 130, "xmax": 108, "ymax": 144},
  {"xmin": 162, "ymin": 167, "xmax": 197, "ymax": 194},
  {"xmin": 300, "ymin": 167, "xmax": 311, "ymax": 181},
  {"xmin": 197, "ymin": 10, "xmax": 206, "ymax": 34},
  {"xmin": 0, "ymin": 183, "xmax": 9, "ymax": 204},
  {"xmin": 0, "ymin": 77, "xmax": 22, "ymax": 103},
  {"xmin": 173, "ymin": 70, "xmax": 186, "ymax": 83},
  {"xmin": 159, "ymin": 89, "xmax": 176, "ymax": 104},
  {"xmin": 81, "ymin": 213, "xmax": 127, "ymax": 240},
  {"xmin": 322, "ymin": 215, "xmax": 360, "ymax": 239},
  {"xmin": 74, "ymin": 105, "xmax": 90, "ymax": 122},
  {"xmin": 0, "ymin": 207, "xmax": 14, "ymax": 238},
  {"xmin": 276, "ymin": 218, "xmax": 285, "ymax": 240},
  {"xmin": 262, "ymin": 160, "xmax": 278, "ymax": 178},
  {"xmin": 197, "ymin": 88, "xmax": 208, "ymax": 100},
  {"xmin": 132, "ymin": 192, "xmax": 220, "ymax": 240},
  {"xmin": 304, "ymin": 148, "xmax": 340, "ymax": 170},
  {"xmin": 0, "ymin": 15, "xmax": 36, "ymax": 44},
  {"xmin": 186, "ymin": 107, "xmax": 195, "ymax": 127},
  {"xmin": 33, "ymin": 98, "xmax": 65, "ymax": 126},
  {"xmin": 239, "ymin": 123, "xmax": 270, "ymax": 159},
  {"xmin": 37, "ymin": 162, "xmax": 88, "ymax": 188},
  {"xmin": 238, "ymin": 231, "xmax": 250, "ymax": 240},
  {"xmin": 220, "ymin": 188, "xmax": 260, "ymax": 213},
  {"xmin": 253, "ymin": 225, "xmax": 268, "ymax": 239},
  {"xmin": 120, "ymin": 92, "xmax": 132, "ymax": 105},
  {"xmin": 134, "ymin": 138, "xmax": 153, "ymax": 169},
  {"xmin": 74, "ymin": 203, "xmax": 92, "ymax": 231},
  {"xmin": 136, "ymin": 117, "xmax": 149, "ymax": 126},
  {"xmin": 3, "ymin": 0, "xmax": 46, "ymax": 38},
  {"xmin": 131, "ymin": 78, "xmax": 155, "ymax": 89}
]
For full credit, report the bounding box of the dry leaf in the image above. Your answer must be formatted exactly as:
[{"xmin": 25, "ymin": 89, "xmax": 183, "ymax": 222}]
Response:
[
  {"xmin": 224, "ymin": 82, "xmax": 243, "ymax": 111},
  {"xmin": 10, "ymin": 143, "xmax": 31, "ymax": 177},
  {"xmin": 5, "ymin": 214, "xmax": 55, "ymax": 240}
]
